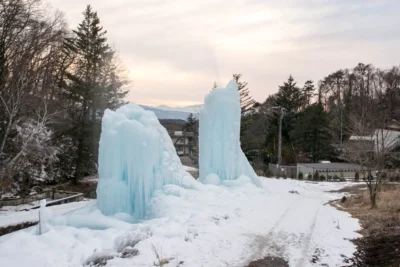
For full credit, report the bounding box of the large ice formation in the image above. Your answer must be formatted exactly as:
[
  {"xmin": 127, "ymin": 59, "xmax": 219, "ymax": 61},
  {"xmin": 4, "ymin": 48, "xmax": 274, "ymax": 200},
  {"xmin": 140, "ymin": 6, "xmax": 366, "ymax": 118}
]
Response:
[
  {"xmin": 96, "ymin": 104, "xmax": 197, "ymax": 219},
  {"xmin": 199, "ymin": 80, "xmax": 261, "ymax": 187}
]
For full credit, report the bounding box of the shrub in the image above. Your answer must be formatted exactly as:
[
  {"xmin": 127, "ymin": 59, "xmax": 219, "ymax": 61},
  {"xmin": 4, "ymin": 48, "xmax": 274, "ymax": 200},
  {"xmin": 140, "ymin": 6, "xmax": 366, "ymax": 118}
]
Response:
[
  {"xmin": 265, "ymin": 168, "xmax": 273, "ymax": 177},
  {"xmin": 298, "ymin": 172, "xmax": 304, "ymax": 180},
  {"xmin": 333, "ymin": 175, "xmax": 340, "ymax": 182},
  {"xmin": 355, "ymin": 172, "xmax": 360, "ymax": 182},
  {"xmin": 381, "ymin": 172, "xmax": 388, "ymax": 181},
  {"xmin": 313, "ymin": 171, "xmax": 320, "ymax": 181},
  {"xmin": 319, "ymin": 175, "xmax": 326, "ymax": 181},
  {"xmin": 307, "ymin": 173, "xmax": 312, "ymax": 180}
]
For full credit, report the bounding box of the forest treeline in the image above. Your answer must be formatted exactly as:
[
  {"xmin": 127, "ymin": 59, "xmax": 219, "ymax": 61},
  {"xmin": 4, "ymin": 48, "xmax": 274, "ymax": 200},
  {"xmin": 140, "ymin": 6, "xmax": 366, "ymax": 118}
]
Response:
[
  {"xmin": 240, "ymin": 63, "xmax": 400, "ymax": 170},
  {"xmin": 0, "ymin": 1, "xmax": 128, "ymax": 195}
]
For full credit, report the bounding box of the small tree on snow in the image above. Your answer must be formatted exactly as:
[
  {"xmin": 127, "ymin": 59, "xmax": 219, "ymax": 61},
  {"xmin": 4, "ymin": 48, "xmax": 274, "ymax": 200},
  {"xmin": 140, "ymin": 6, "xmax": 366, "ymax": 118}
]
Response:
[{"xmin": 345, "ymin": 106, "xmax": 397, "ymax": 208}]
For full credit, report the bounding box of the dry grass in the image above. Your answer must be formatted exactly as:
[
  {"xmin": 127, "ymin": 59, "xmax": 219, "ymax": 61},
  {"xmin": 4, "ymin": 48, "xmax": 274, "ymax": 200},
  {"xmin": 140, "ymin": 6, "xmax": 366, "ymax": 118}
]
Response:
[
  {"xmin": 340, "ymin": 184, "xmax": 400, "ymax": 236},
  {"xmin": 341, "ymin": 185, "xmax": 400, "ymax": 236},
  {"xmin": 337, "ymin": 184, "xmax": 400, "ymax": 266},
  {"xmin": 152, "ymin": 243, "xmax": 174, "ymax": 267}
]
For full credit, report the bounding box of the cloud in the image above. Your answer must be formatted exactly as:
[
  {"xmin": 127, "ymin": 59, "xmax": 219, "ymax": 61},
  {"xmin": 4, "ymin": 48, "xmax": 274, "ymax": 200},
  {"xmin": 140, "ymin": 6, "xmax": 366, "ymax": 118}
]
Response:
[{"xmin": 48, "ymin": 0, "xmax": 400, "ymax": 105}]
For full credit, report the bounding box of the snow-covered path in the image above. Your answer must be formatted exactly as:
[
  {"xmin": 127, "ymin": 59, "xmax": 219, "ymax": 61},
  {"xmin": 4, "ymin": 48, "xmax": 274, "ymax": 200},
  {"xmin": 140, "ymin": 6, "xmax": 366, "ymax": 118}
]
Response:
[
  {"xmin": 244, "ymin": 182, "xmax": 342, "ymax": 266},
  {"xmin": 0, "ymin": 179, "xmax": 360, "ymax": 267}
]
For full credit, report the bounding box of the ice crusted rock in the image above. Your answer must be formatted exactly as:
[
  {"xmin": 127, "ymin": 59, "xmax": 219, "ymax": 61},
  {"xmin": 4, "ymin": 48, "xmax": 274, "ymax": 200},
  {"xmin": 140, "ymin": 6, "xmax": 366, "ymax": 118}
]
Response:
[
  {"xmin": 114, "ymin": 225, "xmax": 152, "ymax": 252},
  {"xmin": 96, "ymin": 104, "xmax": 197, "ymax": 219},
  {"xmin": 199, "ymin": 80, "xmax": 261, "ymax": 187}
]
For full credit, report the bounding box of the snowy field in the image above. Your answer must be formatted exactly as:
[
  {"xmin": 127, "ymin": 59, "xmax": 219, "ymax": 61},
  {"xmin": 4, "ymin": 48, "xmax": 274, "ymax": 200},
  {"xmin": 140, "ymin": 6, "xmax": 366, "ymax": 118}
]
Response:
[{"xmin": 0, "ymin": 178, "xmax": 360, "ymax": 267}]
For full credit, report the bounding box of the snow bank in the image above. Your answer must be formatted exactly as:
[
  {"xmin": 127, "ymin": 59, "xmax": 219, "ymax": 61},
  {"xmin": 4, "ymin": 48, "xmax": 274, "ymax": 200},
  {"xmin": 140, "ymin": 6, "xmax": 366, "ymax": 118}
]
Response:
[
  {"xmin": 97, "ymin": 104, "xmax": 198, "ymax": 219},
  {"xmin": 199, "ymin": 80, "xmax": 261, "ymax": 187}
]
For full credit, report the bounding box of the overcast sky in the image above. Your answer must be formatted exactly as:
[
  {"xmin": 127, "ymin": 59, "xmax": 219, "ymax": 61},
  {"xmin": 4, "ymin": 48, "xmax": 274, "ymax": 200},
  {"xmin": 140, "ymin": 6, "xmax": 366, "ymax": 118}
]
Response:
[{"xmin": 49, "ymin": 0, "xmax": 400, "ymax": 107}]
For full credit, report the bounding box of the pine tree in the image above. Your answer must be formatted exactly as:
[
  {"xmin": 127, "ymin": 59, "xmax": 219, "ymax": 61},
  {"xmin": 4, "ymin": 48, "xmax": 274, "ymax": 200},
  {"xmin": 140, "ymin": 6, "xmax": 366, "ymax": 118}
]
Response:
[
  {"xmin": 302, "ymin": 80, "xmax": 315, "ymax": 108},
  {"xmin": 275, "ymin": 75, "xmax": 304, "ymax": 113},
  {"xmin": 233, "ymin": 74, "xmax": 255, "ymax": 114},
  {"xmin": 265, "ymin": 76, "xmax": 305, "ymax": 165},
  {"xmin": 63, "ymin": 5, "xmax": 127, "ymax": 182},
  {"xmin": 183, "ymin": 113, "xmax": 198, "ymax": 155},
  {"xmin": 183, "ymin": 113, "xmax": 197, "ymax": 133},
  {"xmin": 291, "ymin": 103, "xmax": 334, "ymax": 162}
]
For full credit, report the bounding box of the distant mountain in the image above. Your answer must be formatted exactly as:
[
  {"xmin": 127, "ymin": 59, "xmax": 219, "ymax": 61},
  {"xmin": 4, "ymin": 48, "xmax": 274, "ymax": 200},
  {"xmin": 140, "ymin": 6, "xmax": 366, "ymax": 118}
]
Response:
[
  {"xmin": 155, "ymin": 104, "xmax": 203, "ymax": 114},
  {"xmin": 140, "ymin": 105, "xmax": 200, "ymax": 121}
]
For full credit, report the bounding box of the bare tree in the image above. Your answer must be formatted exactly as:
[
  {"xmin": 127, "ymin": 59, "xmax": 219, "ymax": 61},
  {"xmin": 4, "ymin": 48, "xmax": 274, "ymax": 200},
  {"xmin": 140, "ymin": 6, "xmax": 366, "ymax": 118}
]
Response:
[
  {"xmin": 0, "ymin": 1, "xmax": 68, "ymax": 193},
  {"xmin": 0, "ymin": 99, "xmax": 59, "ymax": 189},
  {"xmin": 0, "ymin": 0, "xmax": 65, "ymax": 156},
  {"xmin": 345, "ymin": 91, "xmax": 398, "ymax": 208}
]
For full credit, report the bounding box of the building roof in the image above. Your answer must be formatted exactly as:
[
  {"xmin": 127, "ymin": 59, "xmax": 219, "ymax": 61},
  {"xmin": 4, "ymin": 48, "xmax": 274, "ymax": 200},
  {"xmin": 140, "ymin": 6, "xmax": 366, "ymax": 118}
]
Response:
[{"xmin": 297, "ymin": 163, "xmax": 361, "ymax": 171}]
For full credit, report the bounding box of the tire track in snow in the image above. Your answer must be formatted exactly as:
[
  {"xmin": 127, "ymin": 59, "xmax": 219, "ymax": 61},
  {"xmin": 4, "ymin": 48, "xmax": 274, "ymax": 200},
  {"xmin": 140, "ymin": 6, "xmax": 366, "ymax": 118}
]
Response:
[
  {"xmin": 296, "ymin": 204, "xmax": 321, "ymax": 267},
  {"xmin": 242, "ymin": 197, "xmax": 301, "ymax": 265}
]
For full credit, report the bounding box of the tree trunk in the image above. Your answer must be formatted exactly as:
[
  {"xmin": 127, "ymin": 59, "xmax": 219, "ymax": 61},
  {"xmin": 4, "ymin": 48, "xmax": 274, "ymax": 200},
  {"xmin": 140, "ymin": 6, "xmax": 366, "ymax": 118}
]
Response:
[
  {"xmin": 370, "ymin": 191, "xmax": 377, "ymax": 209},
  {"xmin": 91, "ymin": 101, "xmax": 97, "ymax": 122},
  {"xmin": 74, "ymin": 100, "xmax": 88, "ymax": 184},
  {"xmin": 0, "ymin": 116, "xmax": 13, "ymax": 154}
]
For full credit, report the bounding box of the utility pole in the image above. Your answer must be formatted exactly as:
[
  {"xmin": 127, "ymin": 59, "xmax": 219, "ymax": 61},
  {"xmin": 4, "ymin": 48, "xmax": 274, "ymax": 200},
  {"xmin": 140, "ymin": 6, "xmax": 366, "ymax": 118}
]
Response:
[
  {"xmin": 340, "ymin": 107, "xmax": 343, "ymax": 148},
  {"xmin": 278, "ymin": 107, "xmax": 284, "ymax": 167}
]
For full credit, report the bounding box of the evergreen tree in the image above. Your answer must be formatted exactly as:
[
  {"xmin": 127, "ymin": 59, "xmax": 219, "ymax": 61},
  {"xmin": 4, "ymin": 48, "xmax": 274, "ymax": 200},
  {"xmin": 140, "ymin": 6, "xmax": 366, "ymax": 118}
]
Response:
[
  {"xmin": 63, "ymin": 5, "xmax": 127, "ymax": 182},
  {"xmin": 302, "ymin": 80, "xmax": 315, "ymax": 108},
  {"xmin": 183, "ymin": 113, "xmax": 198, "ymax": 133},
  {"xmin": 183, "ymin": 113, "xmax": 198, "ymax": 155},
  {"xmin": 275, "ymin": 75, "xmax": 304, "ymax": 113},
  {"xmin": 291, "ymin": 103, "xmax": 334, "ymax": 162},
  {"xmin": 265, "ymin": 76, "xmax": 304, "ymax": 165},
  {"xmin": 233, "ymin": 74, "xmax": 255, "ymax": 114}
]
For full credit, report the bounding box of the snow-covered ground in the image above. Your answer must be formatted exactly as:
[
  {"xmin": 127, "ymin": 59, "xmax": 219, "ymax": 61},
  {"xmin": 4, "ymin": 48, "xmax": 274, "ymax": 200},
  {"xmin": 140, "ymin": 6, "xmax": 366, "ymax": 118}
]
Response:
[{"xmin": 0, "ymin": 179, "xmax": 360, "ymax": 267}]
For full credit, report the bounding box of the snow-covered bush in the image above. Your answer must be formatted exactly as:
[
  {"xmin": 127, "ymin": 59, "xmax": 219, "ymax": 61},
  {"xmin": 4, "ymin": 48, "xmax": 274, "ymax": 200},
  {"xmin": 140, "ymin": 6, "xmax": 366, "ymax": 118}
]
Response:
[
  {"xmin": 13, "ymin": 119, "xmax": 59, "ymax": 180},
  {"xmin": 0, "ymin": 114, "xmax": 60, "ymax": 196}
]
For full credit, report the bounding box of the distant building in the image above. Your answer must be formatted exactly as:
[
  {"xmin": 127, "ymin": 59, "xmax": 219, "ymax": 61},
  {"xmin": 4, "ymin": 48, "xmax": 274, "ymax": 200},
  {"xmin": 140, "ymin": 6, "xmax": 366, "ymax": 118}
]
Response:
[
  {"xmin": 348, "ymin": 120, "xmax": 400, "ymax": 154},
  {"xmin": 168, "ymin": 131, "xmax": 195, "ymax": 156},
  {"xmin": 297, "ymin": 163, "xmax": 362, "ymax": 180}
]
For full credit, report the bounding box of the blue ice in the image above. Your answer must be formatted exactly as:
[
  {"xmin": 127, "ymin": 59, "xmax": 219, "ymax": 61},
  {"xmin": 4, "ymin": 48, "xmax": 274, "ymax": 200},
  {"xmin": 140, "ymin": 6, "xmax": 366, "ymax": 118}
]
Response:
[
  {"xmin": 199, "ymin": 80, "xmax": 261, "ymax": 187},
  {"xmin": 96, "ymin": 104, "xmax": 197, "ymax": 219}
]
